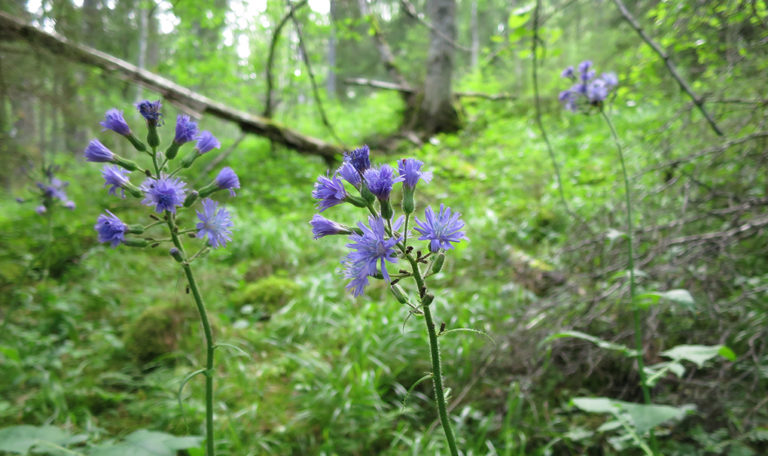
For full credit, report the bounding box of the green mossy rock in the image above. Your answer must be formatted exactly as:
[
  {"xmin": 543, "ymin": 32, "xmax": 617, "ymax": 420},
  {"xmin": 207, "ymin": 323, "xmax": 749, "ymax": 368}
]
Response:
[
  {"xmin": 123, "ymin": 303, "xmax": 198, "ymax": 365},
  {"xmin": 232, "ymin": 275, "xmax": 299, "ymax": 315}
]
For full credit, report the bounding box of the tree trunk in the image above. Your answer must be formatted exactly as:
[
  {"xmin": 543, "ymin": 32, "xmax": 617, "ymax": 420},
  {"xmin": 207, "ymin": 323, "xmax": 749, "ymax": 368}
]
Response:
[
  {"xmin": 327, "ymin": 0, "xmax": 337, "ymax": 97},
  {"xmin": 414, "ymin": 0, "xmax": 460, "ymax": 134},
  {"xmin": 470, "ymin": 0, "xmax": 479, "ymax": 68}
]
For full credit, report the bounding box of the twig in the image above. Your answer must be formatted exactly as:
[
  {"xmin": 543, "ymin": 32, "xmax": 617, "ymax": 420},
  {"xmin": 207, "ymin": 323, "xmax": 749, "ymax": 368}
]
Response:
[
  {"xmin": 611, "ymin": 0, "xmax": 724, "ymax": 136},
  {"xmin": 287, "ymin": 1, "xmax": 345, "ymax": 146},
  {"xmin": 343, "ymin": 77, "xmax": 516, "ymax": 101},
  {"xmin": 201, "ymin": 133, "xmax": 246, "ymax": 176},
  {"xmin": 399, "ymin": 0, "xmax": 471, "ymax": 53},
  {"xmin": 264, "ymin": 0, "xmax": 308, "ymax": 118}
]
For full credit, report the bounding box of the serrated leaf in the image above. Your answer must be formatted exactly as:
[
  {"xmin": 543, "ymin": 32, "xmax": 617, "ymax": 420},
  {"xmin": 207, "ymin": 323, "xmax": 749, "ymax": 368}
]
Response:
[
  {"xmin": 661, "ymin": 345, "xmax": 735, "ymax": 367},
  {"xmin": 0, "ymin": 425, "xmax": 74, "ymax": 454},
  {"xmin": 89, "ymin": 430, "xmax": 202, "ymax": 456}
]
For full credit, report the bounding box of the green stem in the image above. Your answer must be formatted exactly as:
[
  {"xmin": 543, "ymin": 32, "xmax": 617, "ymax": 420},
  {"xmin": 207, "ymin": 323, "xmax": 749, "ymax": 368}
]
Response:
[
  {"xmin": 602, "ymin": 110, "xmax": 657, "ymax": 454},
  {"xmin": 405, "ymin": 254, "xmax": 459, "ymax": 456},
  {"xmin": 41, "ymin": 209, "xmax": 53, "ymax": 280},
  {"xmin": 167, "ymin": 214, "xmax": 216, "ymax": 456}
]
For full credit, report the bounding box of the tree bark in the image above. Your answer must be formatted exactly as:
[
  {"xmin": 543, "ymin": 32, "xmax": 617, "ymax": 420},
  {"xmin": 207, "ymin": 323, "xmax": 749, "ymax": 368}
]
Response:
[
  {"xmin": 414, "ymin": 0, "xmax": 460, "ymax": 134},
  {"xmin": 0, "ymin": 12, "xmax": 343, "ymax": 161}
]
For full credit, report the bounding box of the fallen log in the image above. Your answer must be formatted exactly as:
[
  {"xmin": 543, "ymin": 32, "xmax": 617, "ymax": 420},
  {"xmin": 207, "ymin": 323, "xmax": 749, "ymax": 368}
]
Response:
[
  {"xmin": 0, "ymin": 12, "xmax": 343, "ymax": 161},
  {"xmin": 344, "ymin": 77, "xmax": 517, "ymax": 101}
]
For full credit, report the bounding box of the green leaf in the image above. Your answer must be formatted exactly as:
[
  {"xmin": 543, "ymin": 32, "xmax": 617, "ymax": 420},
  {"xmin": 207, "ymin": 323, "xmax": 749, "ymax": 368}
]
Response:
[
  {"xmin": 637, "ymin": 289, "xmax": 695, "ymax": 309},
  {"xmin": 661, "ymin": 344, "xmax": 736, "ymax": 367},
  {"xmin": 0, "ymin": 425, "xmax": 74, "ymax": 454},
  {"xmin": 89, "ymin": 430, "xmax": 202, "ymax": 456},
  {"xmin": 543, "ymin": 331, "xmax": 639, "ymax": 357},
  {"xmin": 621, "ymin": 402, "xmax": 695, "ymax": 434},
  {"xmin": 571, "ymin": 397, "xmax": 617, "ymax": 414}
]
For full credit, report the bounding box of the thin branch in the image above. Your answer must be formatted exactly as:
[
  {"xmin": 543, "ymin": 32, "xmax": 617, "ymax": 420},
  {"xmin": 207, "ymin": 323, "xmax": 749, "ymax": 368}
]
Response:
[
  {"xmin": 343, "ymin": 77, "xmax": 516, "ymax": 101},
  {"xmin": 264, "ymin": 0, "xmax": 308, "ymax": 118},
  {"xmin": 611, "ymin": 0, "xmax": 724, "ymax": 136},
  {"xmin": 399, "ymin": 0, "xmax": 471, "ymax": 53},
  {"xmin": 201, "ymin": 133, "xmax": 246, "ymax": 176},
  {"xmin": 287, "ymin": 1, "xmax": 345, "ymax": 146},
  {"xmin": 356, "ymin": 0, "xmax": 412, "ymax": 92}
]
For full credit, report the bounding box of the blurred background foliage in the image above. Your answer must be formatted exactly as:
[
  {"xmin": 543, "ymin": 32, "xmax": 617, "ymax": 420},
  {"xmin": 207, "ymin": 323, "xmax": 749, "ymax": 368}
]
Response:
[{"xmin": 0, "ymin": 0, "xmax": 767, "ymax": 454}]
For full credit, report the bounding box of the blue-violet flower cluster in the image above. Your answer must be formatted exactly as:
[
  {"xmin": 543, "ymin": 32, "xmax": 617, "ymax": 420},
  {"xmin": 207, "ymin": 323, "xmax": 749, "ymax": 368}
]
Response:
[{"xmin": 559, "ymin": 60, "xmax": 618, "ymax": 111}]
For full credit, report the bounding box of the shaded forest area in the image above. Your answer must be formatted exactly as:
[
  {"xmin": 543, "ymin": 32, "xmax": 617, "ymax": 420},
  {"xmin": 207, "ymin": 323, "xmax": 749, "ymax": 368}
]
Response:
[{"xmin": 1, "ymin": 0, "xmax": 767, "ymax": 454}]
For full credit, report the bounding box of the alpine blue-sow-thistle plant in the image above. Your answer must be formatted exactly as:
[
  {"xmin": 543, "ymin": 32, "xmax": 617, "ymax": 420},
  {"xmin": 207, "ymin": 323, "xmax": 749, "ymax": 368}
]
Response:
[
  {"xmin": 560, "ymin": 61, "xmax": 660, "ymax": 454},
  {"xmin": 311, "ymin": 145, "xmax": 467, "ymax": 455},
  {"xmin": 86, "ymin": 102, "xmax": 237, "ymax": 456},
  {"xmin": 15, "ymin": 164, "xmax": 76, "ymax": 278}
]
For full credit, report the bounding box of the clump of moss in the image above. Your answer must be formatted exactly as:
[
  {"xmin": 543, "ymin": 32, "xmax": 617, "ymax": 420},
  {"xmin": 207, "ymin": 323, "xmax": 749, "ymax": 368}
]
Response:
[
  {"xmin": 231, "ymin": 275, "xmax": 299, "ymax": 316},
  {"xmin": 123, "ymin": 303, "xmax": 198, "ymax": 365}
]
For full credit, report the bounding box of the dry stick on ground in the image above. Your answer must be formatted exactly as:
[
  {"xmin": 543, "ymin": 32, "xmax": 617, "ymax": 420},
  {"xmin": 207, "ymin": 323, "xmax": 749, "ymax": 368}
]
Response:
[
  {"xmin": 343, "ymin": 77, "xmax": 516, "ymax": 101},
  {"xmin": 399, "ymin": 0, "xmax": 472, "ymax": 53},
  {"xmin": 264, "ymin": 0, "xmax": 308, "ymax": 118},
  {"xmin": 287, "ymin": 1, "xmax": 345, "ymax": 146},
  {"xmin": 611, "ymin": 0, "xmax": 724, "ymax": 137},
  {"xmin": 0, "ymin": 12, "xmax": 342, "ymax": 161}
]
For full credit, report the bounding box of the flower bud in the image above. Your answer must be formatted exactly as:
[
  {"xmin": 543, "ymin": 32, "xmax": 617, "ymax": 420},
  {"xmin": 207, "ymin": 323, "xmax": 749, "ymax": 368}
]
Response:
[
  {"xmin": 390, "ymin": 284, "xmax": 409, "ymax": 304},
  {"xmin": 181, "ymin": 152, "xmax": 198, "ymax": 169},
  {"xmin": 431, "ymin": 253, "xmax": 445, "ymax": 274},
  {"xmin": 126, "ymin": 133, "xmax": 147, "ymax": 152},
  {"xmin": 169, "ymin": 247, "xmax": 184, "ymax": 263},
  {"xmin": 123, "ymin": 238, "xmax": 149, "ymax": 248},
  {"xmin": 360, "ymin": 184, "xmax": 376, "ymax": 204},
  {"xmin": 113, "ymin": 156, "xmax": 138, "ymax": 171},
  {"xmin": 380, "ymin": 200, "xmax": 394, "ymax": 220},
  {"xmin": 165, "ymin": 141, "xmax": 181, "ymax": 160},
  {"xmin": 184, "ymin": 190, "xmax": 199, "ymax": 207},
  {"xmin": 126, "ymin": 224, "xmax": 145, "ymax": 234},
  {"xmin": 421, "ymin": 293, "xmax": 434, "ymax": 306},
  {"xmin": 346, "ymin": 194, "xmax": 368, "ymax": 208},
  {"xmin": 402, "ymin": 186, "xmax": 415, "ymax": 215},
  {"xmin": 147, "ymin": 124, "xmax": 160, "ymax": 148}
]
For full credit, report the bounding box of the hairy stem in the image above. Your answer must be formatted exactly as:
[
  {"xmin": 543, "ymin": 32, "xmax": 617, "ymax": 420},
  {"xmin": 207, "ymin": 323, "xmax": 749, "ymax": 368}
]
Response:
[
  {"xmin": 168, "ymin": 215, "xmax": 216, "ymax": 456},
  {"xmin": 405, "ymin": 254, "xmax": 459, "ymax": 456},
  {"xmin": 602, "ymin": 110, "xmax": 657, "ymax": 454}
]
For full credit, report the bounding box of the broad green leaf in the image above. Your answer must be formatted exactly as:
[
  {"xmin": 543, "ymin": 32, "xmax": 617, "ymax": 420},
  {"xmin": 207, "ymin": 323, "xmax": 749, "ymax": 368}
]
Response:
[
  {"xmin": 661, "ymin": 344, "xmax": 736, "ymax": 367},
  {"xmin": 0, "ymin": 425, "xmax": 73, "ymax": 454},
  {"xmin": 637, "ymin": 289, "xmax": 694, "ymax": 309},
  {"xmin": 571, "ymin": 397, "xmax": 617, "ymax": 414},
  {"xmin": 544, "ymin": 331, "xmax": 638, "ymax": 357},
  {"xmin": 621, "ymin": 402, "xmax": 695, "ymax": 434},
  {"xmin": 89, "ymin": 430, "xmax": 202, "ymax": 456}
]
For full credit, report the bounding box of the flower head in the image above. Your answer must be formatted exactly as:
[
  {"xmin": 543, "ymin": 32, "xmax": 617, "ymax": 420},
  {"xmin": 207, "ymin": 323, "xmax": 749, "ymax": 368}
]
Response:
[
  {"xmin": 100, "ymin": 109, "xmax": 131, "ymax": 136},
  {"xmin": 215, "ymin": 167, "xmax": 240, "ymax": 196},
  {"xmin": 414, "ymin": 204, "xmax": 468, "ymax": 252},
  {"xmin": 35, "ymin": 205, "xmax": 47, "ymax": 215},
  {"xmin": 37, "ymin": 178, "xmax": 68, "ymax": 201},
  {"xmin": 345, "ymin": 145, "xmax": 371, "ymax": 173},
  {"xmin": 64, "ymin": 200, "xmax": 75, "ymax": 210},
  {"xmin": 398, "ymin": 158, "xmax": 432, "ymax": 189},
  {"xmin": 310, "ymin": 214, "xmax": 351, "ymax": 239},
  {"xmin": 196, "ymin": 198, "xmax": 233, "ymax": 248},
  {"xmin": 343, "ymin": 216, "xmax": 402, "ymax": 294},
  {"xmin": 561, "ymin": 66, "xmax": 575, "ymax": 78},
  {"xmin": 558, "ymin": 61, "xmax": 618, "ymax": 111},
  {"xmin": 578, "ymin": 60, "xmax": 592, "ymax": 74},
  {"xmin": 363, "ymin": 165, "xmax": 403, "ymax": 201},
  {"xmin": 338, "ymin": 160, "xmax": 361, "ymax": 186},
  {"xmin": 102, "ymin": 164, "xmax": 130, "ymax": 198},
  {"xmin": 95, "ymin": 210, "xmax": 127, "ymax": 247},
  {"xmin": 312, "ymin": 172, "xmax": 347, "ymax": 211},
  {"xmin": 136, "ymin": 100, "xmax": 163, "ymax": 125},
  {"xmin": 140, "ymin": 175, "xmax": 187, "ymax": 214},
  {"xmin": 195, "ymin": 131, "xmax": 221, "ymax": 154},
  {"xmin": 84, "ymin": 139, "xmax": 115, "ymax": 163},
  {"xmin": 174, "ymin": 114, "xmax": 198, "ymax": 144}
]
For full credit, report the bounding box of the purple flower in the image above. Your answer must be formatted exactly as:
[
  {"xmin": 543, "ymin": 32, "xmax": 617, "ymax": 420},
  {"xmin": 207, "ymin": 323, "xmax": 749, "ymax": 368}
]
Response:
[
  {"xmin": 195, "ymin": 131, "xmax": 221, "ymax": 154},
  {"xmin": 398, "ymin": 158, "xmax": 432, "ymax": 188},
  {"xmin": 602, "ymin": 72, "xmax": 618, "ymax": 87},
  {"xmin": 363, "ymin": 165, "xmax": 403, "ymax": 201},
  {"xmin": 140, "ymin": 175, "xmax": 187, "ymax": 214},
  {"xmin": 37, "ymin": 178, "xmax": 68, "ymax": 201},
  {"xmin": 345, "ymin": 145, "xmax": 371, "ymax": 173},
  {"xmin": 312, "ymin": 172, "xmax": 347, "ymax": 212},
  {"xmin": 196, "ymin": 198, "xmax": 233, "ymax": 248},
  {"xmin": 95, "ymin": 210, "xmax": 127, "ymax": 247},
  {"xmin": 35, "ymin": 205, "xmax": 47, "ymax": 215},
  {"xmin": 338, "ymin": 160, "xmax": 361, "ymax": 186},
  {"xmin": 215, "ymin": 167, "xmax": 240, "ymax": 196},
  {"xmin": 64, "ymin": 201, "xmax": 75, "ymax": 210},
  {"xmin": 343, "ymin": 216, "xmax": 402, "ymax": 295},
  {"xmin": 136, "ymin": 100, "xmax": 163, "ymax": 125},
  {"xmin": 586, "ymin": 79, "xmax": 610, "ymax": 103},
  {"xmin": 581, "ymin": 69, "xmax": 596, "ymax": 82},
  {"xmin": 414, "ymin": 204, "xmax": 468, "ymax": 252},
  {"xmin": 102, "ymin": 164, "xmax": 130, "ymax": 198},
  {"xmin": 84, "ymin": 139, "xmax": 115, "ymax": 163},
  {"xmin": 578, "ymin": 60, "xmax": 592, "ymax": 74},
  {"xmin": 310, "ymin": 214, "xmax": 351, "ymax": 239},
  {"xmin": 174, "ymin": 114, "xmax": 198, "ymax": 144},
  {"xmin": 558, "ymin": 90, "xmax": 578, "ymax": 112},
  {"xmin": 100, "ymin": 109, "xmax": 131, "ymax": 136},
  {"xmin": 561, "ymin": 66, "xmax": 575, "ymax": 78}
]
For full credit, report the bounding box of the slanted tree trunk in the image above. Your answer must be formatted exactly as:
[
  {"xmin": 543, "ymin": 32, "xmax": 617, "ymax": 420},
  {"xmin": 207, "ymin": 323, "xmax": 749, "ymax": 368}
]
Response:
[
  {"xmin": 327, "ymin": 0, "xmax": 337, "ymax": 97},
  {"xmin": 413, "ymin": 0, "xmax": 460, "ymax": 135}
]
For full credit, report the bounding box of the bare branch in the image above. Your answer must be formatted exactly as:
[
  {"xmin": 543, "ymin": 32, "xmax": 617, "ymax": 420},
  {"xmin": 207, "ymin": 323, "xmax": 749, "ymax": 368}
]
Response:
[
  {"xmin": 399, "ymin": 0, "xmax": 471, "ymax": 52},
  {"xmin": 343, "ymin": 77, "xmax": 516, "ymax": 101},
  {"xmin": 264, "ymin": 0, "xmax": 308, "ymax": 118},
  {"xmin": 611, "ymin": 0, "xmax": 725, "ymax": 136},
  {"xmin": 356, "ymin": 0, "xmax": 412, "ymax": 92},
  {"xmin": 0, "ymin": 11, "xmax": 342, "ymax": 160}
]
